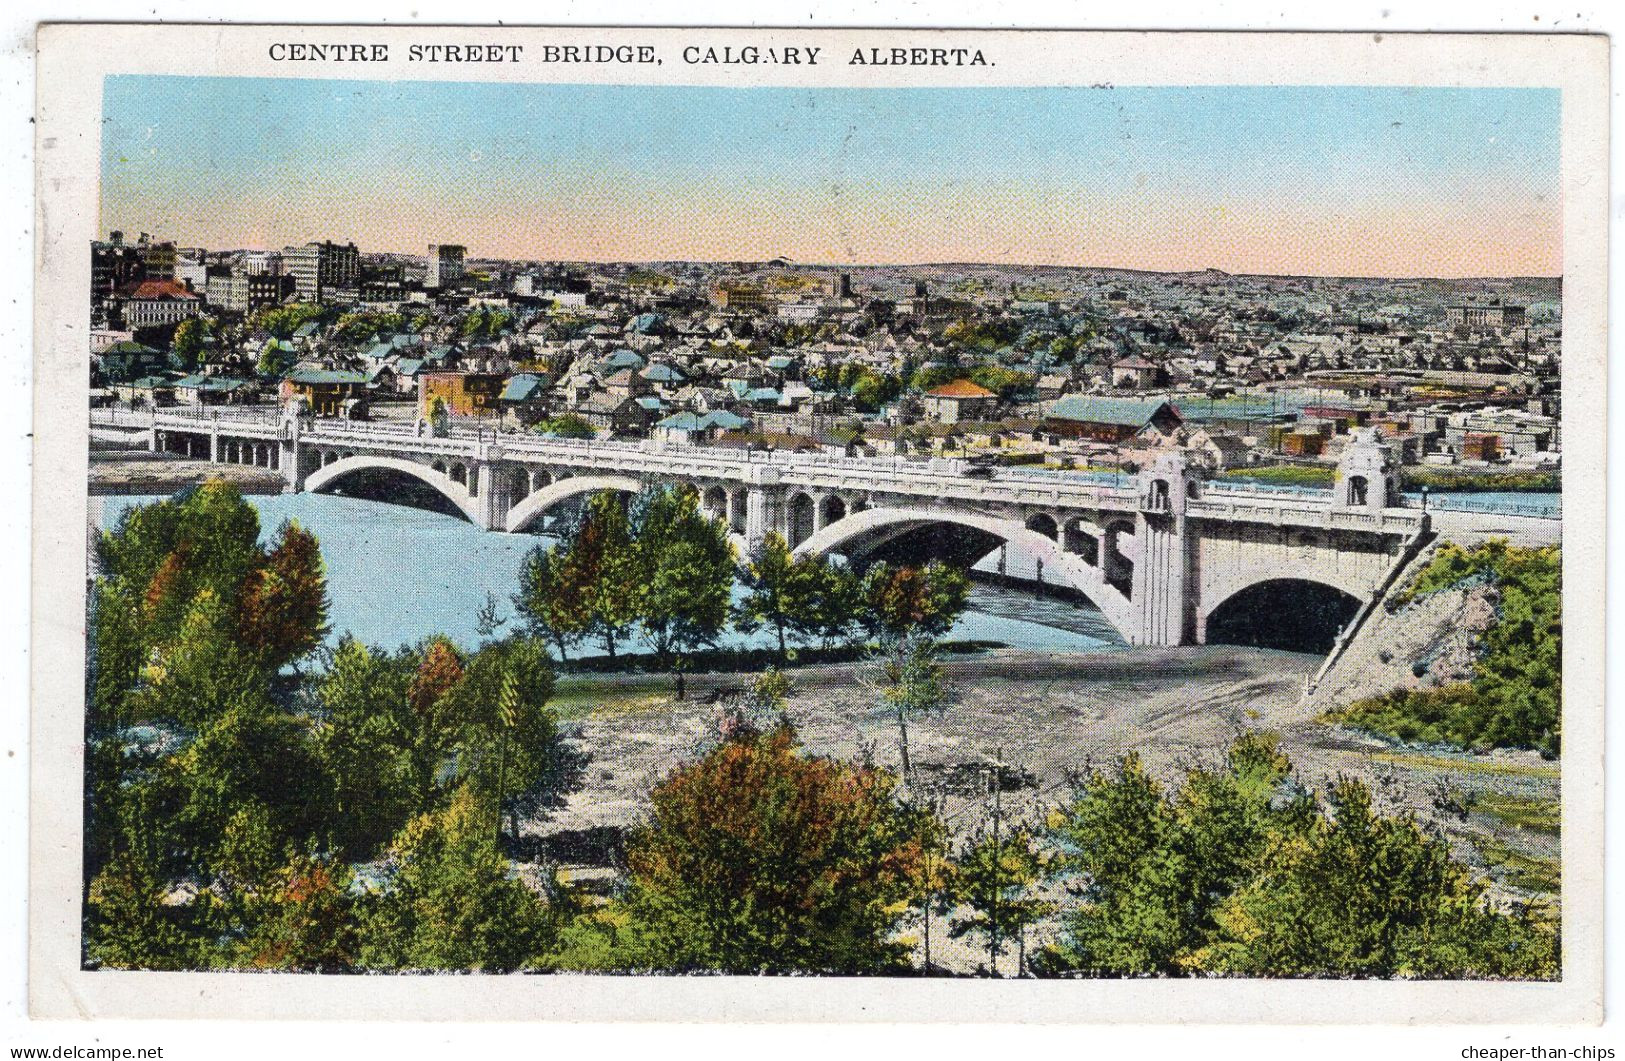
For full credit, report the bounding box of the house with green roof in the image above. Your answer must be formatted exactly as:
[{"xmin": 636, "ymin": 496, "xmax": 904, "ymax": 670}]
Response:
[
  {"xmin": 498, "ymin": 373, "xmax": 551, "ymax": 428},
  {"xmin": 1043, "ymin": 396, "xmax": 1183, "ymax": 443},
  {"xmin": 96, "ymin": 340, "xmax": 167, "ymax": 384}
]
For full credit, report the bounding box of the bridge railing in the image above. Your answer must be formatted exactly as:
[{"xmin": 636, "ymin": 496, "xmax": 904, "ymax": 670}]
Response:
[
  {"xmin": 1204, "ymin": 480, "xmax": 1333, "ymax": 501},
  {"xmin": 1186, "ymin": 496, "xmax": 1429, "ymax": 534},
  {"xmin": 89, "ymin": 407, "xmax": 157, "ymax": 429}
]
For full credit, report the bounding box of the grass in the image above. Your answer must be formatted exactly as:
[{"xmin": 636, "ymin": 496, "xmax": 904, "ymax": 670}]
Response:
[
  {"xmin": 1401, "ymin": 467, "xmax": 1560, "ymax": 494},
  {"xmin": 1475, "ymin": 836, "xmax": 1561, "ymax": 895},
  {"xmin": 547, "ymin": 678, "xmax": 671, "ymax": 721},
  {"xmin": 1474, "ymin": 791, "xmax": 1561, "ymax": 837},
  {"xmin": 1365, "ymin": 749, "xmax": 1561, "ymax": 780},
  {"xmin": 1218, "ymin": 464, "xmax": 1336, "ymax": 487},
  {"xmin": 1218, "ymin": 463, "xmax": 1560, "ymax": 494}
]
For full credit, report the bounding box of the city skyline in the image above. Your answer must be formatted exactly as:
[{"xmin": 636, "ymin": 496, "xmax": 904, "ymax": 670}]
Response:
[{"xmin": 100, "ymin": 77, "xmax": 1563, "ymax": 279}]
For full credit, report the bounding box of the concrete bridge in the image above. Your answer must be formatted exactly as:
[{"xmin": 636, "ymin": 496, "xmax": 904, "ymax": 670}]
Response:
[{"xmin": 92, "ymin": 405, "xmax": 1433, "ymax": 649}]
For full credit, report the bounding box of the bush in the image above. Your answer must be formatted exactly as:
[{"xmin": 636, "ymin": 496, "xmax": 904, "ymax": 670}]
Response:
[
  {"xmin": 1040, "ymin": 735, "xmax": 1558, "ymax": 979},
  {"xmin": 1340, "ymin": 540, "xmax": 1560, "ymax": 755}
]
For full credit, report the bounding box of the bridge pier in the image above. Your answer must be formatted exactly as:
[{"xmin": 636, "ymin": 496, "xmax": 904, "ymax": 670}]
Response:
[
  {"xmin": 1127, "ymin": 451, "xmax": 1198, "ymax": 646},
  {"xmin": 472, "ymin": 453, "xmax": 516, "ymax": 532},
  {"xmin": 278, "ymin": 405, "xmax": 306, "ymax": 492},
  {"xmin": 742, "ymin": 468, "xmax": 784, "ymax": 550}
]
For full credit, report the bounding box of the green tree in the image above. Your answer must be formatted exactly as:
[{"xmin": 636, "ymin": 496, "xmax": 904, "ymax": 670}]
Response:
[
  {"xmin": 84, "ymin": 792, "xmax": 220, "ymax": 970},
  {"xmin": 951, "ymin": 823, "xmax": 1051, "ymax": 976},
  {"xmin": 1196, "ymin": 778, "xmax": 1557, "ymax": 978},
  {"xmin": 315, "ymin": 637, "xmax": 418, "ymax": 859},
  {"xmin": 1041, "ymin": 735, "xmax": 1558, "ymax": 979},
  {"xmin": 805, "ymin": 555, "xmax": 864, "ymax": 648},
  {"xmin": 333, "ymin": 310, "xmax": 404, "ymax": 343},
  {"xmin": 233, "ymin": 853, "xmax": 360, "ymax": 972},
  {"xmin": 251, "ymin": 302, "xmax": 324, "ymax": 340},
  {"xmin": 170, "ymin": 317, "xmax": 213, "ymax": 371},
  {"xmin": 878, "ymin": 636, "xmax": 950, "ymax": 780},
  {"xmin": 735, "ymin": 532, "xmax": 813, "ymax": 659},
  {"xmin": 436, "ymin": 637, "xmax": 567, "ymax": 840},
  {"xmin": 358, "ymin": 787, "xmax": 554, "ymax": 971},
  {"xmin": 622, "ymin": 724, "xmax": 937, "ymax": 974},
  {"xmin": 632, "ymin": 485, "xmax": 736, "ymax": 696},
  {"xmin": 534, "ymin": 413, "xmax": 596, "ymax": 439},
  {"xmin": 858, "ymin": 562, "xmax": 969, "ymax": 778},
  {"xmin": 255, "ymin": 340, "xmax": 297, "ymax": 378},
  {"xmin": 148, "ymin": 693, "xmax": 332, "ymax": 885}
]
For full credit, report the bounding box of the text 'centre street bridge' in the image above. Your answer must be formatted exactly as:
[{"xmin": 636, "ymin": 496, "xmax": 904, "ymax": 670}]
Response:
[{"xmin": 94, "ymin": 405, "xmax": 1434, "ymax": 649}]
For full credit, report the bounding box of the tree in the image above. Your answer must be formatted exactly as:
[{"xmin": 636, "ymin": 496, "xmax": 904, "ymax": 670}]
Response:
[
  {"xmin": 735, "ymin": 532, "xmax": 811, "ymax": 659},
  {"xmin": 170, "ymin": 317, "xmax": 212, "ymax": 371},
  {"xmin": 860, "ymin": 560, "xmax": 970, "ymax": 645},
  {"xmin": 558, "ymin": 492, "xmax": 641, "ymax": 658},
  {"xmin": 737, "ymin": 532, "xmax": 863, "ymax": 658},
  {"xmin": 237, "ymin": 519, "xmax": 330, "ymax": 672},
  {"xmin": 436, "ymin": 637, "xmax": 569, "ymax": 841},
  {"xmin": 514, "ymin": 544, "xmax": 588, "ymax": 660},
  {"xmin": 401, "ymin": 637, "xmax": 467, "ymax": 811},
  {"xmin": 950, "ymin": 822, "xmax": 1050, "ymax": 976},
  {"xmin": 1040, "ymin": 734, "xmax": 1559, "ymax": 979},
  {"xmin": 805, "ymin": 554, "xmax": 864, "ymax": 648},
  {"xmin": 315, "ymin": 637, "xmax": 418, "ymax": 859},
  {"xmin": 358, "ymin": 787, "xmax": 554, "ymax": 971},
  {"xmin": 632, "ymin": 485, "xmax": 735, "ymax": 696},
  {"xmin": 623, "ymin": 724, "xmax": 937, "ymax": 973},
  {"xmin": 251, "ymin": 302, "xmax": 324, "ymax": 340},
  {"xmin": 878, "ymin": 635, "xmax": 950, "ymax": 779},
  {"xmin": 859, "ymin": 562, "xmax": 969, "ymax": 778},
  {"xmin": 255, "ymin": 341, "xmax": 297, "ymax": 378},
  {"xmin": 84, "ymin": 791, "xmax": 219, "ymax": 970},
  {"xmin": 1194, "ymin": 779, "xmax": 1558, "ymax": 978},
  {"xmin": 534, "ymin": 413, "xmax": 595, "ymax": 439},
  {"xmin": 425, "ymin": 395, "xmax": 450, "ymax": 436},
  {"xmin": 234, "ymin": 853, "xmax": 359, "ymax": 972}
]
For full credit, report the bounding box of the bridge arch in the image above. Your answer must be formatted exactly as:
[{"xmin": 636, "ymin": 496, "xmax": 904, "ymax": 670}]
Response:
[
  {"xmin": 505, "ymin": 474, "xmax": 643, "ymax": 533},
  {"xmin": 1202, "ymin": 577, "xmax": 1364, "ymax": 654},
  {"xmin": 305, "ymin": 455, "xmax": 480, "ymax": 523},
  {"xmin": 794, "ymin": 504, "xmax": 1136, "ymax": 640}
]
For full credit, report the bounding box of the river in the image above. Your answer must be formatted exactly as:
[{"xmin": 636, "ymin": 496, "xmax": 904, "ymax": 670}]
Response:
[{"xmin": 92, "ymin": 492, "xmax": 1126, "ymax": 656}]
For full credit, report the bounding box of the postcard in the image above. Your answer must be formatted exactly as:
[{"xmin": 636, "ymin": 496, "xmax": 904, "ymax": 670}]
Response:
[{"xmin": 30, "ymin": 23, "xmax": 1607, "ymax": 1023}]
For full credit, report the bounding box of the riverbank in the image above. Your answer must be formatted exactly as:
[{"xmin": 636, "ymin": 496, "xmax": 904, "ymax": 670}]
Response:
[
  {"xmin": 89, "ymin": 451, "xmax": 285, "ymax": 496},
  {"xmin": 531, "ymin": 645, "xmax": 1559, "ymax": 915}
]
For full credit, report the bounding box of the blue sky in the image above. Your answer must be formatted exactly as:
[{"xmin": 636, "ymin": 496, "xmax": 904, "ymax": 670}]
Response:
[{"xmin": 100, "ymin": 76, "xmax": 1562, "ymax": 276}]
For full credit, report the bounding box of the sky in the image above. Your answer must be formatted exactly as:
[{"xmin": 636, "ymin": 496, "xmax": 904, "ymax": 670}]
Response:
[{"xmin": 99, "ymin": 76, "xmax": 1562, "ymax": 277}]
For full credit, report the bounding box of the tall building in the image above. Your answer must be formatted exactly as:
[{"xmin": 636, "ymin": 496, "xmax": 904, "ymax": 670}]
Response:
[
  {"xmin": 204, "ymin": 268, "xmax": 296, "ymax": 313},
  {"xmin": 135, "ymin": 233, "xmax": 178, "ymax": 280},
  {"xmin": 91, "ymin": 231, "xmax": 146, "ymax": 307},
  {"xmin": 1445, "ymin": 304, "xmax": 1528, "ymax": 329},
  {"xmin": 281, "ymin": 240, "xmax": 361, "ymax": 301},
  {"xmin": 240, "ymin": 250, "xmax": 281, "ymax": 275},
  {"xmin": 426, "ymin": 243, "xmax": 467, "ymax": 289}
]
